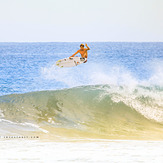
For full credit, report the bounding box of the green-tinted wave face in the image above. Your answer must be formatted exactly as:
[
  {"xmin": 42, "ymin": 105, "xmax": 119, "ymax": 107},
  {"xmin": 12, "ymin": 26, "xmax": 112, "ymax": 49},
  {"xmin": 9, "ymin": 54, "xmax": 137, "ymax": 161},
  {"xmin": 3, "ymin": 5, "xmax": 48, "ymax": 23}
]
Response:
[{"xmin": 0, "ymin": 85, "xmax": 163, "ymax": 140}]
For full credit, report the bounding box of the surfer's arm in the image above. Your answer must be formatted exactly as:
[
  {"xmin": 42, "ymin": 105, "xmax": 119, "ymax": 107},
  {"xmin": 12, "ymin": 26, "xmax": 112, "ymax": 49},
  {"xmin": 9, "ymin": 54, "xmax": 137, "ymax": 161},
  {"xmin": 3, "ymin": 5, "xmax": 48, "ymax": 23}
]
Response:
[
  {"xmin": 85, "ymin": 43, "xmax": 90, "ymax": 50},
  {"xmin": 69, "ymin": 50, "xmax": 79, "ymax": 58}
]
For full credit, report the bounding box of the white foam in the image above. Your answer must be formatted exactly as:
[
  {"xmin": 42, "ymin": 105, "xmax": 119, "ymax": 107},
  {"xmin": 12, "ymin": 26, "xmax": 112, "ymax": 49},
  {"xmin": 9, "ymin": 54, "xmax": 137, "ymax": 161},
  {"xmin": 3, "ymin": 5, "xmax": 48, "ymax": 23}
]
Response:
[
  {"xmin": 41, "ymin": 61, "xmax": 139, "ymax": 88},
  {"xmin": 146, "ymin": 59, "xmax": 163, "ymax": 86},
  {"xmin": 100, "ymin": 85, "xmax": 163, "ymax": 123}
]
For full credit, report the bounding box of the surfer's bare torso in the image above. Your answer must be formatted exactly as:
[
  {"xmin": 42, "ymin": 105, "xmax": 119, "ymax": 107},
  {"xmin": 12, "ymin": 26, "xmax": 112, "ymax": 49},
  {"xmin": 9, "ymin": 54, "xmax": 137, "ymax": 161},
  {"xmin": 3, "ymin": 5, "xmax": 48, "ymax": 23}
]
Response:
[
  {"xmin": 77, "ymin": 49, "xmax": 88, "ymax": 58},
  {"xmin": 69, "ymin": 43, "xmax": 90, "ymax": 62}
]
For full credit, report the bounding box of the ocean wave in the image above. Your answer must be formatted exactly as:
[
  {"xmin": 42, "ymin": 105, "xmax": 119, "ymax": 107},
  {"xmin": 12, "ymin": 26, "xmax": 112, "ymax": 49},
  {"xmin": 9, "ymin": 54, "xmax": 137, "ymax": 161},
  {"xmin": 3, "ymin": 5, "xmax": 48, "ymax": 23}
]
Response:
[{"xmin": 0, "ymin": 85, "xmax": 163, "ymax": 140}]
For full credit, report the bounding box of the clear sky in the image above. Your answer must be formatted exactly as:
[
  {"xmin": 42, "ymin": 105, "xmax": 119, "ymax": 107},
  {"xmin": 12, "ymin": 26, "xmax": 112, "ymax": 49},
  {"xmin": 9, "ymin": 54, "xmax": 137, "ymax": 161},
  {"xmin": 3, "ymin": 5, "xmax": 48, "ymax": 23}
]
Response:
[{"xmin": 0, "ymin": 0, "xmax": 162, "ymax": 42}]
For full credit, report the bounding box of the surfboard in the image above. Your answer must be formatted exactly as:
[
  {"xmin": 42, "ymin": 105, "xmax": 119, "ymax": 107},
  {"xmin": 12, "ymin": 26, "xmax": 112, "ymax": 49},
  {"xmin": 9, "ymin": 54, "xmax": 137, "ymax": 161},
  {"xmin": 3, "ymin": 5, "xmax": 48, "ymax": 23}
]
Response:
[{"xmin": 56, "ymin": 57, "xmax": 87, "ymax": 68}]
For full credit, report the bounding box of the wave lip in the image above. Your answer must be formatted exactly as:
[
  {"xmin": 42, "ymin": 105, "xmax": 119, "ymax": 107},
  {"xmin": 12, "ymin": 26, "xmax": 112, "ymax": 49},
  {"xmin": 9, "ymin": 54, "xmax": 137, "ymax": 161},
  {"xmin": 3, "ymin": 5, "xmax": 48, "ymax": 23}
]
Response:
[{"xmin": 0, "ymin": 85, "xmax": 163, "ymax": 140}]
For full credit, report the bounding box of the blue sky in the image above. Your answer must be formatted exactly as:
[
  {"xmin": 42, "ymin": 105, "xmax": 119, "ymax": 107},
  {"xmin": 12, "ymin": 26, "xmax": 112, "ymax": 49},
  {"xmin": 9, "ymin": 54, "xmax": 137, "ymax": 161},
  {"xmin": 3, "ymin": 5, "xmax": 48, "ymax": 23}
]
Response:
[{"xmin": 0, "ymin": 0, "xmax": 162, "ymax": 42}]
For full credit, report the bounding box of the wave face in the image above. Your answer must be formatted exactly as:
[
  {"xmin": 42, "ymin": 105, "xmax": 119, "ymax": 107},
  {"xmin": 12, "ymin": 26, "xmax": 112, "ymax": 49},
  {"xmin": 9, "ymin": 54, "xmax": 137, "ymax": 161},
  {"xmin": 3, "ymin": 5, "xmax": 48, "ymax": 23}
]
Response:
[{"xmin": 0, "ymin": 85, "xmax": 163, "ymax": 140}]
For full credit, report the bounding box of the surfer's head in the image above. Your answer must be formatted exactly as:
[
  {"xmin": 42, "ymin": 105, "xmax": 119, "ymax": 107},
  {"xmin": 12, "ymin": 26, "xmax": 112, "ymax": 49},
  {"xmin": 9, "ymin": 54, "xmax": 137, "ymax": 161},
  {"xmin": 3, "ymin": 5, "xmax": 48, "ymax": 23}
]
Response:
[{"xmin": 80, "ymin": 44, "xmax": 84, "ymax": 49}]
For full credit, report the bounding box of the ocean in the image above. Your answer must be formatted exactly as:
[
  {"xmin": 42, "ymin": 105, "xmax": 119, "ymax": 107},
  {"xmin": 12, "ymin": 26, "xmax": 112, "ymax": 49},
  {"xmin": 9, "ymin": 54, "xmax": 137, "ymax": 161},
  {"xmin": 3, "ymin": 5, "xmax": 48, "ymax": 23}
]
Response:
[{"xmin": 0, "ymin": 42, "xmax": 163, "ymax": 162}]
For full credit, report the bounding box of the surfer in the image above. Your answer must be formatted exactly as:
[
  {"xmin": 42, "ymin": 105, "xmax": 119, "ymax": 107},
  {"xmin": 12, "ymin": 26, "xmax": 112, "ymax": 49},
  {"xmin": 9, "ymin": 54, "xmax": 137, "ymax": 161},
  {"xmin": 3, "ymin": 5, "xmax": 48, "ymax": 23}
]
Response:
[{"xmin": 69, "ymin": 43, "xmax": 90, "ymax": 63}]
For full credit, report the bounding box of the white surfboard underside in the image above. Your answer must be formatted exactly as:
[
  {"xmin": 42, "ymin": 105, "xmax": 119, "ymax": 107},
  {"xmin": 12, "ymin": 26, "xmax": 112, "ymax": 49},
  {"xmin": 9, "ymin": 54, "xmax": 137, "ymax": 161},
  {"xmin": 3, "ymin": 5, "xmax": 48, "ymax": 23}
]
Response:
[{"xmin": 56, "ymin": 57, "xmax": 87, "ymax": 68}]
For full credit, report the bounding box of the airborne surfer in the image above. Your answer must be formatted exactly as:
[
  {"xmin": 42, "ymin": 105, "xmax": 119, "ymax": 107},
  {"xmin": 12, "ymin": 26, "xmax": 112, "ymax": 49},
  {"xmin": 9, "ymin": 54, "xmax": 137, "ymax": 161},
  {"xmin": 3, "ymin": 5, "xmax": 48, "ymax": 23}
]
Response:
[
  {"xmin": 69, "ymin": 43, "xmax": 90, "ymax": 63},
  {"xmin": 56, "ymin": 43, "xmax": 90, "ymax": 67}
]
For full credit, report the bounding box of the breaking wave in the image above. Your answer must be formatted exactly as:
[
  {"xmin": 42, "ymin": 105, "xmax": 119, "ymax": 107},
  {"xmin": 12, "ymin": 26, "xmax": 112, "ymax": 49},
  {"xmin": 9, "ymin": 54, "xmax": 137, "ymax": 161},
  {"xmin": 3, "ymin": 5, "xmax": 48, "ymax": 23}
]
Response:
[{"xmin": 0, "ymin": 85, "xmax": 163, "ymax": 140}]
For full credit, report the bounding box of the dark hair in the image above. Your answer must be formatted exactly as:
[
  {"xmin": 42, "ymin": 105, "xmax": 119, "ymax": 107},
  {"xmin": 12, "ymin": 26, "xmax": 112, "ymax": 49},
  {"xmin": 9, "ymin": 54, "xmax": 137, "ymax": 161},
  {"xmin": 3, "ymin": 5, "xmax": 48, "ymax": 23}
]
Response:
[{"xmin": 80, "ymin": 44, "xmax": 84, "ymax": 47}]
